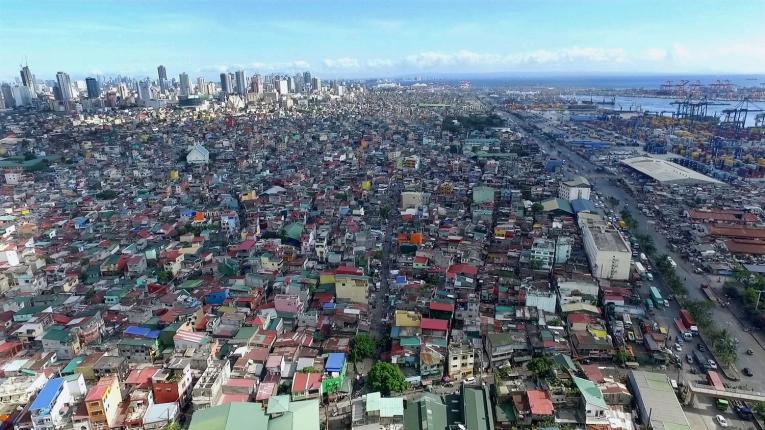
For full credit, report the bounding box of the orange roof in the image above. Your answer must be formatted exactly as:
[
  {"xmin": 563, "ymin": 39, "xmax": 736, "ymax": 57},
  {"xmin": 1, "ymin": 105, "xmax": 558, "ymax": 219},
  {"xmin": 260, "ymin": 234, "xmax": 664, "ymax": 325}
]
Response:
[{"xmin": 527, "ymin": 390, "xmax": 554, "ymax": 416}]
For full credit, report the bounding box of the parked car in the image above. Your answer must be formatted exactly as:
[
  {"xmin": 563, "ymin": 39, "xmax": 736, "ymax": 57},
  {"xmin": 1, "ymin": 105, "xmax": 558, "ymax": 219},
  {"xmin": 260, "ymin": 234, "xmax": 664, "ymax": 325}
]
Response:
[
  {"xmin": 716, "ymin": 415, "xmax": 729, "ymax": 427},
  {"xmin": 743, "ymin": 368, "xmax": 753, "ymax": 377}
]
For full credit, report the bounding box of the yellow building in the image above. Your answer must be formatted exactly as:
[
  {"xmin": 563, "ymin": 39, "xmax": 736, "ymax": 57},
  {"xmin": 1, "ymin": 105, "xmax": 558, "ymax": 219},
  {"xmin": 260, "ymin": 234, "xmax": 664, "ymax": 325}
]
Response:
[
  {"xmin": 394, "ymin": 310, "xmax": 421, "ymax": 328},
  {"xmin": 86, "ymin": 376, "xmax": 122, "ymax": 428},
  {"xmin": 334, "ymin": 274, "xmax": 369, "ymax": 304}
]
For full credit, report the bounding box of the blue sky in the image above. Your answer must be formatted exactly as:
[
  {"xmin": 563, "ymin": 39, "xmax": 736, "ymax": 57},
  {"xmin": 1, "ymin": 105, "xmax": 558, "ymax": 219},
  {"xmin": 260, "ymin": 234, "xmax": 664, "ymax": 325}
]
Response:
[{"xmin": 1, "ymin": 0, "xmax": 764, "ymax": 81}]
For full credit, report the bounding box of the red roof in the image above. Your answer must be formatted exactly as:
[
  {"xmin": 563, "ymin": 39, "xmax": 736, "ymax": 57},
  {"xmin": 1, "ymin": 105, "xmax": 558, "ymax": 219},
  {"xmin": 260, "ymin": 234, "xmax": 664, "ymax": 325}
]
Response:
[
  {"xmin": 710, "ymin": 225, "xmax": 765, "ymax": 240},
  {"xmin": 125, "ymin": 368, "xmax": 159, "ymax": 387},
  {"xmin": 581, "ymin": 364, "xmax": 605, "ymax": 383},
  {"xmin": 85, "ymin": 377, "xmax": 114, "ymax": 402},
  {"xmin": 726, "ymin": 239, "xmax": 765, "ymax": 255},
  {"xmin": 527, "ymin": 390, "xmax": 554, "ymax": 416},
  {"xmin": 446, "ymin": 263, "xmax": 478, "ymax": 278},
  {"xmin": 421, "ymin": 318, "xmax": 448, "ymax": 332},
  {"xmin": 429, "ymin": 302, "xmax": 455, "ymax": 312},
  {"xmin": 291, "ymin": 372, "xmax": 322, "ymax": 393}
]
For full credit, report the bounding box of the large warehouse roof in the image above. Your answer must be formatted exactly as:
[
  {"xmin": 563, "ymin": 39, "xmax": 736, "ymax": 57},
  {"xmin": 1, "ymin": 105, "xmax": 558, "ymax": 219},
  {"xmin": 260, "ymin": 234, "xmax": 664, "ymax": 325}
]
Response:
[
  {"xmin": 629, "ymin": 371, "xmax": 691, "ymax": 430},
  {"xmin": 621, "ymin": 156, "xmax": 723, "ymax": 185}
]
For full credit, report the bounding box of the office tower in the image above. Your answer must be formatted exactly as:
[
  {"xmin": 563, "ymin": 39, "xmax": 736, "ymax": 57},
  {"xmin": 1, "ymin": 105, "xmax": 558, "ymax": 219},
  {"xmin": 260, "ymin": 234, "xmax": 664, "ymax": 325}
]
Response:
[
  {"xmin": 85, "ymin": 77, "xmax": 100, "ymax": 98},
  {"xmin": 56, "ymin": 71, "xmax": 73, "ymax": 100},
  {"xmin": 287, "ymin": 76, "xmax": 294, "ymax": 93},
  {"xmin": 234, "ymin": 71, "xmax": 246, "ymax": 96},
  {"xmin": 20, "ymin": 66, "xmax": 36, "ymax": 93},
  {"xmin": 158, "ymin": 65, "xmax": 168, "ymax": 94},
  {"xmin": 250, "ymin": 75, "xmax": 263, "ymax": 94},
  {"xmin": 179, "ymin": 73, "xmax": 190, "ymax": 97},
  {"xmin": 275, "ymin": 78, "xmax": 288, "ymax": 95},
  {"xmin": 138, "ymin": 80, "xmax": 152, "ymax": 103},
  {"xmin": 1, "ymin": 84, "xmax": 15, "ymax": 108},
  {"xmin": 293, "ymin": 73, "xmax": 304, "ymax": 92},
  {"xmin": 303, "ymin": 71, "xmax": 311, "ymax": 88},
  {"xmin": 0, "ymin": 91, "xmax": 5, "ymax": 109},
  {"xmin": 220, "ymin": 73, "xmax": 231, "ymax": 95},
  {"xmin": 196, "ymin": 77, "xmax": 206, "ymax": 95},
  {"xmin": 311, "ymin": 77, "xmax": 321, "ymax": 93}
]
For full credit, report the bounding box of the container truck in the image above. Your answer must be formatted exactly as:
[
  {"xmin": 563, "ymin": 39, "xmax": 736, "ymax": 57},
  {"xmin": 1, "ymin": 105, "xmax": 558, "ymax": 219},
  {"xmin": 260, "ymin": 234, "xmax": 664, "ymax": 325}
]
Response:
[{"xmin": 679, "ymin": 309, "xmax": 699, "ymax": 335}]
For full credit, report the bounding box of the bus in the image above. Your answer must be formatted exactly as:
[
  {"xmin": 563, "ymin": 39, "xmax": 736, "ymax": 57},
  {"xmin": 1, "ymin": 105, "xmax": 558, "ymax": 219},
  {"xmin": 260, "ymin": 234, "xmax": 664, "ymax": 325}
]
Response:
[
  {"xmin": 650, "ymin": 287, "xmax": 663, "ymax": 308},
  {"xmin": 716, "ymin": 399, "xmax": 729, "ymax": 411}
]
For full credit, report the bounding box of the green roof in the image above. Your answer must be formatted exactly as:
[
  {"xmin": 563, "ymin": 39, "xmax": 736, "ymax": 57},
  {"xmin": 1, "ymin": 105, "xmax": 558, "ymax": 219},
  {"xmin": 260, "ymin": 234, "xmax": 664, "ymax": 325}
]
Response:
[
  {"xmin": 42, "ymin": 326, "xmax": 73, "ymax": 342},
  {"xmin": 178, "ymin": 279, "xmax": 204, "ymax": 289},
  {"xmin": 189, "ymin": 402, "xmax": 268, "ymax": 430},
  {"xmin": 266, "ymin": 395, "xmax": 292, "ymax": 414},
  {"xmin": 233, "ymin": 326, "xmax": 257, "ymax": 341},
  {"xmin": 62, "ymin": 356, "xmax": 86, "ymax": 375},
  {"xmin": 404, "ymin": 393, "xmax": 447, "ymax": 430},
  {"xmin": 284, "ymin": 222, "xmax": 305, "ymax": 240},
  {"xmin": 463, "ymin": 386, "xmax": 495, "ymax": 430},
  {"xmin": 400, "ymin": 337, "xmax": 421, "ymax": 347},
  {"xmin": 573, "ymin": 376, "xmax": 608, "ymax": 409},
  {"xmin": 268, "ymin": 399, "xmax": 320, "ymax": 430},
  {"xmin": 365, "ymin": 392, "xmax": 404, "ymax": 418}
]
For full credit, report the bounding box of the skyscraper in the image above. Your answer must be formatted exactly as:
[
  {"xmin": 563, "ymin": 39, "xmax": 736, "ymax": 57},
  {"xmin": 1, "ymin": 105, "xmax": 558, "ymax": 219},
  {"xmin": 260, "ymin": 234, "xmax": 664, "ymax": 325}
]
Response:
[
  {"xmin": 235, "ymin": 71, "xmax": 246, "ymax": 96},
  {"xmin": 303, "ymin": 71, "xmax": 311, "ymax": 88},
  {"xmin": 20, "ymin": 65, "xmax": 35, "ymax": 92},
  {"xmin": 85, "ymin": 77, "xmax": 100, "ymax": 99},
  {"xmin": 311, "ymin": 77, "xmax": 321, "ymax": 93},
  {"xmin": 138, "ymin": 79, "xmax": 152, "ymax": 103},
  {"xmin": 158, "ymin": 65, "xmax": 168, "ymax": 94},
  {"xmin": 179, "ymin": 73, "xmax": 190, "ymax": 97},
  {"xmin": 250, "ymin": 75, "xmax": 263, "ymax": 94},
  {"xmin": 56, "ymin": 71, "xmax": 73, "ymax": 101},
  {"xmin": 220, "ymin": 73, "xmax": 231, "ymax": 95},
  {"xmin": 0, "ymin": 84, "xmax": 14, "ymax": 108},
  {"xmin": 197, "ymin": 77, "xmax": 206, "ymax": 95}
]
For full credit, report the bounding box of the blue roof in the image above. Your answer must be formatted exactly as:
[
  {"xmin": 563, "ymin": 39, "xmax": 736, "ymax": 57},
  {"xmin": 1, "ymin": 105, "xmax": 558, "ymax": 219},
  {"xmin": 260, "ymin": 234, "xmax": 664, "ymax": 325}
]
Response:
[
  {"xmin": 571, "ymin": 198, "xmax": 595, "ymax": 213},
  {"xmin": 30, "ymin": 377, "xmax": 65, "ymax": 414},
  {"xmin": 322, "ymin": 302, "xmax": 336, "ymax": 310},
  {"xmin": 326, "ymin": 353, "xmax": 346, "ymax": 372},
  {"xmin": 395, "ymin": 275, "xmax": 406, "ymax": 284},
  {"xmin": 124, "ymin": 326, "xmax": 161, "ymax": 339}
]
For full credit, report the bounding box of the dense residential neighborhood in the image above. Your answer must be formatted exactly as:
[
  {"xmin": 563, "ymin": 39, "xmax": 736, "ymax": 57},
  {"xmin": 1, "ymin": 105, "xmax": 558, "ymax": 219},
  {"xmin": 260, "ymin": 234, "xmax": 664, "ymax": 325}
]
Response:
[{"xmin": 2, "ymin": 73, "xmax": 765, "ymax": 430}]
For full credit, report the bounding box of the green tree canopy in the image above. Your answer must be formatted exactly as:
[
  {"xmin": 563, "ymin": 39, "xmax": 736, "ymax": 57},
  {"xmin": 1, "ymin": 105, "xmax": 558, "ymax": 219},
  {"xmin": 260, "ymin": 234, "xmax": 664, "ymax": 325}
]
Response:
[
  {"xmin": 367, "ymin": 362, "xmax": 408, "ymax": 395},
  {"xmin": 350, "ymin": 334, "xmax": 375, "ymax": 362},
  {"xmin": 527, "ymin": 356, "xmax": 554, "ymax": 378}
]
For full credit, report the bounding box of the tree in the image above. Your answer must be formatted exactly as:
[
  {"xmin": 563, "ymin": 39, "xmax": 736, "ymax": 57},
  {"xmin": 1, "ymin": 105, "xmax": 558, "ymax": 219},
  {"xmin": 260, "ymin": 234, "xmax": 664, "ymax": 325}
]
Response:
[
  {"xmin": 530, "ymin": 258, "xmax": 545, "ymax": 271},
  {"xmin": 754, "ymin": 401, "xmax": 765, "ymax": 418},
  {"xmin": 278, "ymin": 382, "xmax": 291, "ymax": 395},
  {"xmin": 733, "ymin": 264, "xmax": 751, "ymax": 284},
  {"xmin": 380, "ymin": 205, "xmax": 391, "ymax": 220},
  {"xmin": 163, "ymin": 423, "xmax": 182, "ymax": 430},
  {"xmin": 96, "ymin": 190, "xmax": 119, "ymax": 200},
  {"xmin": 157, "ymin": 271, "xmax": 174, "ymax": 284},
  {"xmin": 531, "ymin": 202, "xmax": 544, "ymax": 213},
  {"xmin": 350, "ymin": 334, "xmax": 375, "ymax": 362},
  {"xmin": 367, "ymin": 362, "xmax": 408, "ymax": 395},
  {"xmin": 527, "ymin": 357, "xmax": 554, "ymax": 378},
  {"xmin": 614, "ymin": 350, "xmax": 629, "ymax": 365},
  {"xmin": 684, "ymin": 300, "xmax": 713, "ymax": 331}
]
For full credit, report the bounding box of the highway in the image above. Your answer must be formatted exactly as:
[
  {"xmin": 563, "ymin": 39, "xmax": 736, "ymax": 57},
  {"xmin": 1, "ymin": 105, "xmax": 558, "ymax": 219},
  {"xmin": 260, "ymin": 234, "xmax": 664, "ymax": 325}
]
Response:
[{"xmin": 516, "ymin": 114, "xmax": 765, "ymax": 393}]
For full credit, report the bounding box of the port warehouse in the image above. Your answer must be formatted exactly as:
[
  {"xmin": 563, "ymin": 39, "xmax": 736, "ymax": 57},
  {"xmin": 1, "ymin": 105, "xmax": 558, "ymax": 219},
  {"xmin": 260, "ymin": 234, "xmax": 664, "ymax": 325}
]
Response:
[
  {"xmin": 620, "ymin": 156, "xmax": 724, "ymax": 185},
  {"xmin": 628, "ymin": 370, "xmax": 692, "ymax": 430}
]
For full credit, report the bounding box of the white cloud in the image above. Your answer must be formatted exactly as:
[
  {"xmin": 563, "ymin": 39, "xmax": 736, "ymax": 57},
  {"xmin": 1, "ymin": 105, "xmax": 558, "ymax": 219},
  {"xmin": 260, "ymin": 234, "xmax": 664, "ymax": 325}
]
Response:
[
  {"xmin": 644, "ymin": 48, "xmax": 668, "ymax": 62},
  {"xmin": 366, "ymin": 58, "xmax": 395, "ymax": 68},
  {"xmin": 323, "ymin": 57, "xmax": 361, "ymax": 69}
]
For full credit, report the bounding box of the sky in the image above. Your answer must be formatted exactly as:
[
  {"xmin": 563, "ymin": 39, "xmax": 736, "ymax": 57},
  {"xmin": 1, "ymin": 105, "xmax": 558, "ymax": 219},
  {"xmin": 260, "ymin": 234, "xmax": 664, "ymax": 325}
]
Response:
[{"xmin": 1, "ymin": 0, "xmax": 764, "ymax": 82}]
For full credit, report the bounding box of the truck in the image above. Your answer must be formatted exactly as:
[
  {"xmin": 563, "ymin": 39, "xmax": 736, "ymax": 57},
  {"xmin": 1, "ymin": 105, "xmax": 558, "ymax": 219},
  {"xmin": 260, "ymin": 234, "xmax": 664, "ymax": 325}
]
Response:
[
  {"xmin": 649, "ymin": 286, "xmax": 663, "ymax": 308},
  {"xmin": 679, "ymin": 309, "xmax": 699, "ymax": 335},
  {"xmin": 674, "ymin": 319, "xmax": 693, "ymax": 340},
  {"xmin": 634, "ymin": 262, "xmax": 648, "ymax": 280},
  {"xmin": 640, "ymin": 253, "xmax": 647, "ymax": 262},
  {"xmin": 732, "ymin": 400, "xmax": 754, "ymax": 420},
  {"xmin": 701, "ymin": 284, "xmax": 718, "ymax": 303}
]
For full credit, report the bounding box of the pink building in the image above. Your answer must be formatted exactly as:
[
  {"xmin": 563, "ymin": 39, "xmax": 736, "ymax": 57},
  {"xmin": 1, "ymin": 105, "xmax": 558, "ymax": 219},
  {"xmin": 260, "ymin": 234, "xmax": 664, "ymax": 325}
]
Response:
[{"xmin": 274, "ymin": 294, "xmax": 304, "ymax": 314}]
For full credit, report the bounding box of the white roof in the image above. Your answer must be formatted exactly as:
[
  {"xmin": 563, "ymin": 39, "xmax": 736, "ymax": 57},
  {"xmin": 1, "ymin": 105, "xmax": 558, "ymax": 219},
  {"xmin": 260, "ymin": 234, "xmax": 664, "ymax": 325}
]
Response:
[{"xmin": 621, "ymin": 156, "xmax": 722, "ymax": 185}]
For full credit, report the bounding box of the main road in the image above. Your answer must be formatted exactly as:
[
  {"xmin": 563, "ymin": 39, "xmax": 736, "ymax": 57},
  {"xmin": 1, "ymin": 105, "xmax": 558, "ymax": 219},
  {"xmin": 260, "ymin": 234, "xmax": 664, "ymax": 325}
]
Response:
[{"xmin": 513, "ymin": 113, "xmax": 765, "ymax": 392}]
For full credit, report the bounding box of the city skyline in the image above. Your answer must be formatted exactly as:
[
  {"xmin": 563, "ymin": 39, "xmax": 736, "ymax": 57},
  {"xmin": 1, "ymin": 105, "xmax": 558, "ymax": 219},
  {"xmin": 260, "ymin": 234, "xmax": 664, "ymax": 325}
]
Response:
[{"xmin": 1, "ymin": 0, "xmax": 764, "ymax": 82}]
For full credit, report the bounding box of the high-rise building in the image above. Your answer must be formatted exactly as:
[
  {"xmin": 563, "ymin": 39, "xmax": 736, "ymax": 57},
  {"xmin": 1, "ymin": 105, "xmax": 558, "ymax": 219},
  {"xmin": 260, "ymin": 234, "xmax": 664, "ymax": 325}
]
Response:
[
  {"xmin": 138, "ymin": 80, "xmax": 152, "ymax": 103},
  {"xmin": 1, "ymin": 84, "xmax": 14, "ymax": 108},
  {"xmin": 179, "ymin": 73, "xmax": 190, "ymax": 97},
  {"xmin": 20, "ymin": 66, "xmax": 35, "ymax": 92},
  {"xmin": 235, "ymin": 71, "xmax": 246, "ymax": 95},
  {"xmin": 158, "ymin": 65, "xmax": 168, "ymax": 94},
  {"xmin": 56, "ymin": 71, "xmax": 73, "ymax": 101},
  {"xmin": 220, "ymin": 73, "xmax": 231, "ymax": 95},
  {"xmin": 85, "ymin": 77, "xmax": 100, "ymax": 99},
  {"xmin": 0, "ymin": 91, "xmax": 5, "ymax": 109},
  {"xmin": 303, "ymin": 71, "xmax": 311, "ymax": 89},
  {"xmin": 311, "ymin": 77, "xmax": 321, "ymax": 93},
  {"xmin": 196, "ymin": 77, "xmax": 206, "ymax": 95},
  {"xmin": 275, "ymin": 78, "xmax": 288, "ymax": 95},
  {"xmin": 293, "ymin": 73, "xmax": 304, "ymax": 92},
  {"xmin": 250, "ymin": 75, "xmax": 263, "ymax": 94}
]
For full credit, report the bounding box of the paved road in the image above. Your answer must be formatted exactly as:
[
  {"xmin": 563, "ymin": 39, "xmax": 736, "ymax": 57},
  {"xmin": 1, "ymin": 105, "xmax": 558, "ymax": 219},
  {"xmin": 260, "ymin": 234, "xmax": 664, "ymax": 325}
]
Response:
[{"xmin": 518, "ymin": 116, "xmax": 765, "ymax": 393}]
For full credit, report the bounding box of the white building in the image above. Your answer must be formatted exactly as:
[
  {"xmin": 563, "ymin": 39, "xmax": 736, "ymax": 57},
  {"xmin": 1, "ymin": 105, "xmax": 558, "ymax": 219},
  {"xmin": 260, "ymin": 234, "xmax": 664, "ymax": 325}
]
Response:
[
  {"xmin": 579, "ymin": 216, "xmax": 631, "ymax": 280},
  {"xmin": 559, "ymin": 176, "xmax": 591, "ymax": 201},
  {"xmin": 186, "ymin": 144, "xmax": 210, "ymax": 164},
  {"xmin": 29, "ymin": 375, "xmax": 87, "ymax": 430}
]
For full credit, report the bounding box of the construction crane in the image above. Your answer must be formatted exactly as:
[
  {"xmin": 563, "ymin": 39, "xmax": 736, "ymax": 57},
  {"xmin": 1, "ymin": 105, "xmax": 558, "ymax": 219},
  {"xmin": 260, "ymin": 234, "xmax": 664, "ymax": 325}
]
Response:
[{"xmin": 671, "ymin": 97, "xmax": 728, "ymax": 121}]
